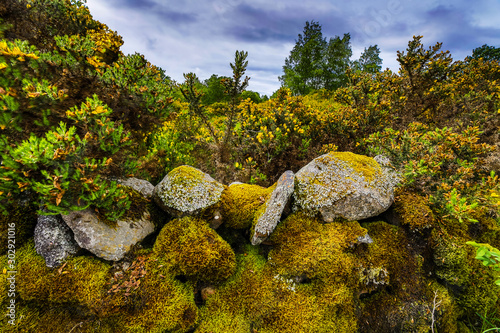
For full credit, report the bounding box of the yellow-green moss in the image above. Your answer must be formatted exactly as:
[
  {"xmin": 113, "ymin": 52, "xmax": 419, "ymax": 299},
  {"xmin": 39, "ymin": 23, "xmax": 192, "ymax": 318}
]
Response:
[
  {"xmin": 199, "ymin": 241, "xmax": 358, "ymax": 333},
  {"xmin": 267, "ymin": 212, "xmax": 366, "ymax": 280},
  {"xmin": 432, "ymin": 229, "xmax": 499, "ymax": 317},
  {"xmin": 196, "ymin": 245, "xmax": 273, "ymax": 332},
  {"xmin": 122, "ymin": 265, "xmax": 198, "ymax": 333},
  {"xmin": 220, "ymin": 183, "xmax": 274, "ymax": 229},
  {"xmin": 16, "ymin": 240, "xmax": 111, "ymax": 312},
  {"xmin": 153, "ymin": 216, "xmax": 236, "ymax": 282},
  {"xmin": 0, "ymin": 303, "xmax": 123, "ymax": 333},
  {"xmin": 394, "ymin": 190, "xmax": 435, "ymax": 230},
  {"xmin": 328, "ymin": 151, "xmax": 382, "ymax": 182}
]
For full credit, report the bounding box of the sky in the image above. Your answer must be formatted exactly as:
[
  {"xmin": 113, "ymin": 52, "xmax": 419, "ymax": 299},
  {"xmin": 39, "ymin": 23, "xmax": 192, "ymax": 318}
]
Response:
[{"xmin": 86, "ymin": 0, "xmax": 500, "ymax": 96}]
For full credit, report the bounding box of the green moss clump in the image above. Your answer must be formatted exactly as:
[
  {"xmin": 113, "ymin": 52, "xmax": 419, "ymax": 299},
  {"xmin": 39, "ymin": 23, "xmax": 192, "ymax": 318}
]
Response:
[
  {"xmin": 432, "ymin": 229, "xmax": 499, "ymax": 318},
  {"xmin": 196, "ymin": 245, "xmax": 272, "ymax": 332},
  {"xmin": 153, "ymin": 216, "xmax": 236, "ymax": 282},
  {"xmin": 220, "ymin": 183, "xmax": 274, "ymax": 229},
  {"xmin": 0, "ymin": 303, "xmax": 123, "ymax": 333},
  {"xmin": 394, "ymin": 191, "xmax": 435, "ymax": 231},
  {"xmin": 358, "ymin": 222, "xmax": 433, "ymax": 331}
]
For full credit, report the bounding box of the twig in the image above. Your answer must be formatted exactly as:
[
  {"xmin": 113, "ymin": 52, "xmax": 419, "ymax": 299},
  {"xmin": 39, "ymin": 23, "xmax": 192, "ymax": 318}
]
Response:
[
  {"xmin": 431, "ymin": 290, "xmax": 442, "ymax": 333},
  {"xmin": 68, "ymin": 322, "xmax": 83, "ymax": 333}
]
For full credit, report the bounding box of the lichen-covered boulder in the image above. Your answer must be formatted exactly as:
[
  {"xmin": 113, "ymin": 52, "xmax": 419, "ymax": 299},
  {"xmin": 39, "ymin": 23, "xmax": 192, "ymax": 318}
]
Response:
[
  {"xmin": 34, "ymin": 214, "xmax": 80, "ymax": 268},
  {"xmin": 293, "ymin": 152, "xmax": 400, "ymax": 222},
  {"xmin": 117, "ymin": 177, "xmax": 155, "ymax": 198},
  {"xmin": 251, "ymin": 170, "xmax": 295, "ymax": 245},
  {"xmin": 153, "ymin": 165, "xmax": 225, "ymax": 217},
  {"xmin": 61, "ymin": 189, "xmax": 155, "ymax": 261}
]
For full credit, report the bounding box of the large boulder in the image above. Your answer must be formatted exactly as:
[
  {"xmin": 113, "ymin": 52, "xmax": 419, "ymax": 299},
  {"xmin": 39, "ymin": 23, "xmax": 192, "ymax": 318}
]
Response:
[
  {"xmin": 153, "ymin": 165, "xmax": 225, "ymax": 217},
  {"xmin": 34, "ymin": 214, "xmax": 80, "ymax": 268},
  {"xmin": 251, "ymin": 170, "xmax": 295, "ymax": 245},
  {"xmin": 293, "ymin": 152, "xmax": 400, "ymax": 222},
  {"xmin": 61, "ymin": 208, "xmax": 154, "ymax": 261}
]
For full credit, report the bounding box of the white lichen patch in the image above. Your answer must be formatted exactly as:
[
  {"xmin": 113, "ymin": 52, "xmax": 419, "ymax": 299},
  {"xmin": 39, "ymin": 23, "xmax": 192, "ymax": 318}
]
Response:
[
  {"xmin": 153, "ymin": 165, "xmax": 225, "ymax": 216},
  {"xmin": 273, "ymin": 274, "xmax": 298, "ymax": 292}
]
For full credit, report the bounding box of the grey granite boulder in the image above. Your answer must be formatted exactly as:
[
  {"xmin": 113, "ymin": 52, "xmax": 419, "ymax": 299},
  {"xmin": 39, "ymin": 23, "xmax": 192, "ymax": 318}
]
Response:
[
  {"xmin": 34, "ymin": 214, "xmax": 80, "ymax": 268},
  {"xmin": 293, "ymin": 152, "xmax": 400, "ymax": 222},
  {"xmin": 117, "ymin": 177, "xmax": 155, "ymax": 198},
  {"xmin": 153, "ymin": 165, "xmax": 225, "ymax": 217},
  {"xmin": 61, "ymin": 208, "xmax": 154, "ymax": 261},
  {"xmin": 251, "ymin": 171, "xmax": 295, "ymax": 245}
]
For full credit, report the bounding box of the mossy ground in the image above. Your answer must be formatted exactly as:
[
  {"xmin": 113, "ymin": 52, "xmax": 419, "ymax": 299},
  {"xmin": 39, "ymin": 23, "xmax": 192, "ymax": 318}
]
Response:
[{"xmin": 2, "ymin": 195, "xmax": 499, "ymax": 332}]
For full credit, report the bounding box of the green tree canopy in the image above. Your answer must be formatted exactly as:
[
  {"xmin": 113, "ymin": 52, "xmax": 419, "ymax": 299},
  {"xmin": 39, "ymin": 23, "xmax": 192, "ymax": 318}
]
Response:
[
  {"xmin": 353, "ymin": 45, "xmax": 382, "ymax": 74},
  {"xmin": 471, "ymin": 44, "xmax": 500, "ymax": 62},
  {"xmin": 279, "ymin": 21, "xmax": 326, "ymax": 95},
  {"xmin": 279, "ymin": 21, "xmax": 353, "ymax": 95}
]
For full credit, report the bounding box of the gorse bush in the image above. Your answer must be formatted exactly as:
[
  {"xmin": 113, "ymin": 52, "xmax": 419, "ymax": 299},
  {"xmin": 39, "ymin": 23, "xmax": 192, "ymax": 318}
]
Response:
[
  {"xmin": 0, "ymin": 0, "xmax": 174, "ymax": 219},
  {"xmin": 363, "ymin": 123, "xmax": 497, "ymax": 224},
  {"xmin": 1, "ymin": 95, "xmax": 137, "ymax": 220}
]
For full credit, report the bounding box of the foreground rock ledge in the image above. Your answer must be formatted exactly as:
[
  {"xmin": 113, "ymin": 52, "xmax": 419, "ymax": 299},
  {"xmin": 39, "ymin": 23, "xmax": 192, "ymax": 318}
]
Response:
[
  {"xmin": 61, "ymin": 208, "xmax": 155, "ymax": 261},
  {"xmin": 293, "ymin": 152, "xmax": 400, "ymax": 222}
]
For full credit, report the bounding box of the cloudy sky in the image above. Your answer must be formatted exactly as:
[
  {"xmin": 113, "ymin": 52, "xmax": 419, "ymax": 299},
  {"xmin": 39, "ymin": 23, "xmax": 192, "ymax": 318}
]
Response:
[{"xmin": 86, "ymin": 0, "xmax": 500, "ymax": 96}]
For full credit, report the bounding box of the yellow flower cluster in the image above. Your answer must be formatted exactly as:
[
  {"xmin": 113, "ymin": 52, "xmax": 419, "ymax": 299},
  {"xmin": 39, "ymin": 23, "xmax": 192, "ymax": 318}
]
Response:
[{"xmin": 0, "ymin": 40, "xmax": 39, "ymax": 62}]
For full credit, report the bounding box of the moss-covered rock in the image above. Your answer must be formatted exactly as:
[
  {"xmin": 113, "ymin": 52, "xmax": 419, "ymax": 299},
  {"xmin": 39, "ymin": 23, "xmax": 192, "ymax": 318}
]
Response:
[
  {"xmin": 15, "ymin": 240, "xmax": 111, "ymax": 312},
  {"xmin": 153, "ymin": 165, "xmax": 225, "ymax": 217},
  {"xmin": 267, "ymin": 212, "xmax": 367, "ymax": 281},
  {"xmin": 220, "ymin": 182, "xmax": 273, "ymax": 229},
  {"xmin": 153, "ymin": 216, "xmax": 236, "ymax": 282},
  {"xmin": 293, "ymin": 152, "xmax": 400, "ymax": 222}
]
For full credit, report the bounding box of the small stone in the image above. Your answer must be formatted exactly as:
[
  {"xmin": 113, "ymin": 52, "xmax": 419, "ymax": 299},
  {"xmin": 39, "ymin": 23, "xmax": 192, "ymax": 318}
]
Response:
[
  {"xmin": 201, "ymin": 286, "xmax": 216, "ymax": 301},
  {"xmin": 251, "ymin": 171, "xmax": 295, "ymax": 245},
  {"xmin": 34, "ymin": 214, "xmax": 80, "ymax": 268},
  {"xmin": 117, "ymin": 177, "xmax": 155, "ymax": 198},
  {"xmin": 209, "ymin": 210, "xmax": 223, "ymax": 229},
  {"xmin": 357, "ymin": 233, "xmax": 374, "ymax": 244}
]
